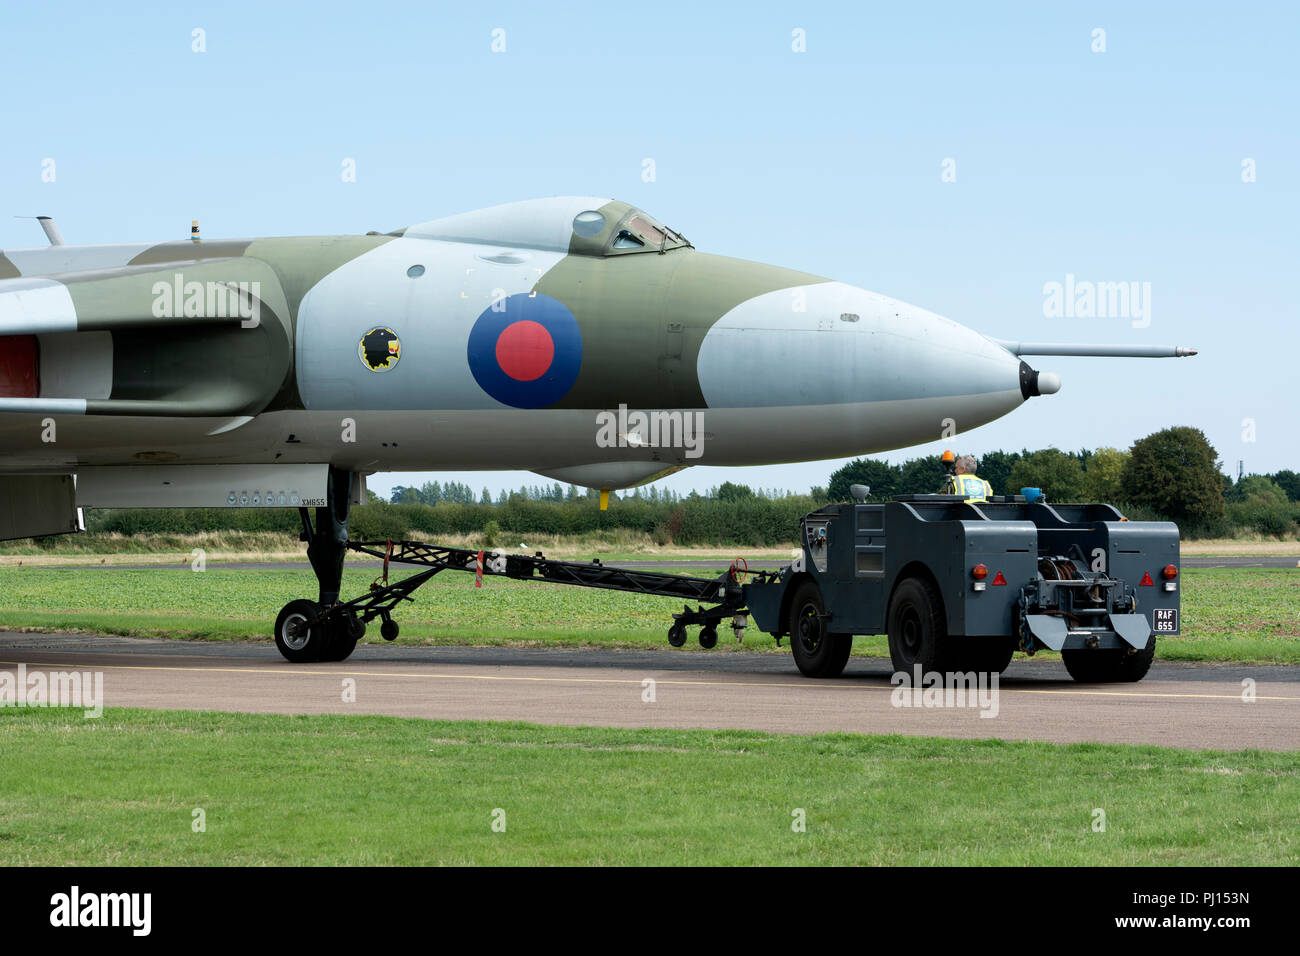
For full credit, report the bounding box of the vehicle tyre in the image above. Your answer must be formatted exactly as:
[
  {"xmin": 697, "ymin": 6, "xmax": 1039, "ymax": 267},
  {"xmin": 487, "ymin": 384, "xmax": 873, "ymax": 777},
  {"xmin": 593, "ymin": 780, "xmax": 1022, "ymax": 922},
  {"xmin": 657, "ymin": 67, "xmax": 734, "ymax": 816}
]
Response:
[
  {"xmin": 787, "ymin": 581, "xmax": 852, "ymax": 678},
  {"xmin": 886, "ymin": 576, "xmax": 951, "ymax": 676},
  {"xmin": 1062, "ymin": 639, "xmax": 1156, "ymax": 683},
  {"xmin": 698, "ymin": 625, "xmax": 718, "ymax": 649},
  {"xmin": 274, "ymin": 600, "xmax": 329, "ymax": 663},
  {"xmin": 668, "ymin": 622, "xmax": 687, "ymax": 647},
  {"xmin": 380, "ymin": 618, "xmax": 400, "ymax": 642},
  {"xmin": 946, "ymin": 637, "xmax": 1016, "ymax": 676}
]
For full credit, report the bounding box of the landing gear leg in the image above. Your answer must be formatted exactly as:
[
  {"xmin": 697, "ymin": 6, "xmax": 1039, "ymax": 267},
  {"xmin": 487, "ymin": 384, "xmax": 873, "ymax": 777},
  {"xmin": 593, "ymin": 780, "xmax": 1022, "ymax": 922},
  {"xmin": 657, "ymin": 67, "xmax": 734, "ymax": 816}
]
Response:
[
  {"xmin": 274, "ymin": 468, "xmax": 358, "ymax": 663},
  {"xmin": 305, "ymin": 467, "xmax": 352, "ymax": 607}
]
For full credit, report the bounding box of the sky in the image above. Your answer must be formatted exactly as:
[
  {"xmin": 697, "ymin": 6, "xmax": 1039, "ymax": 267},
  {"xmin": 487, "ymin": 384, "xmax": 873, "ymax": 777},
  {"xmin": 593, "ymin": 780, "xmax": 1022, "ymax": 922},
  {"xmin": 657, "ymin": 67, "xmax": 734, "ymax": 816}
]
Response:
[{"xmin": 3, "ymin": 1, "xmax": 1296, "ymax": 499}]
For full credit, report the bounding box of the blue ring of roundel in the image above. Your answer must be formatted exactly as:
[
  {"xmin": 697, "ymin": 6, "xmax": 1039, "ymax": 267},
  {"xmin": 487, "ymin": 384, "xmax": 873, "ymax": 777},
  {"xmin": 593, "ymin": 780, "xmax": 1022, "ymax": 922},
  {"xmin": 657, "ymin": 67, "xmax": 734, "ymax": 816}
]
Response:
[{"xmin": 467, "ymin": 292, "xmax": 583, "ymax": 408}]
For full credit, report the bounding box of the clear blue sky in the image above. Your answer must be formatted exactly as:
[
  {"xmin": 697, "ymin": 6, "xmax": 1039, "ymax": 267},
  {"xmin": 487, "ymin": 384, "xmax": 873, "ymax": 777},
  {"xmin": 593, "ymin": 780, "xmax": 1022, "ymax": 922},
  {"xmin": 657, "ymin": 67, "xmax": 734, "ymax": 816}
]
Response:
[{"xmin": 3, "ymin": 2, "xmax": 1296, "ymax": 498}]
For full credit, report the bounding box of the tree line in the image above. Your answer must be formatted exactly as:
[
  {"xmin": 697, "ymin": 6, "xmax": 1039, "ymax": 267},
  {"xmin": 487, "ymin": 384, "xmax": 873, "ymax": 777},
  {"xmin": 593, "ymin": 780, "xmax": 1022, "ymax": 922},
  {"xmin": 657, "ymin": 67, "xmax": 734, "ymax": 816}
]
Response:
[
  {"xmin": 78, "ymin": 426, "xmax": 1297, "ymax": 544},
  {"xmin": 827, "ymin": 426, "xmax": 1297, "ymax": 536}
]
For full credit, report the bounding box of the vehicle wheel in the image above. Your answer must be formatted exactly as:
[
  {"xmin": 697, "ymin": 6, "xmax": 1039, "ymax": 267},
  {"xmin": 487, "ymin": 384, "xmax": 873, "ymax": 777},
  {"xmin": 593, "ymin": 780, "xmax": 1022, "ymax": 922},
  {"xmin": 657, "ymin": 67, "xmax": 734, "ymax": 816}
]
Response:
[
  {"xmin": 946, "ymin": 637, "xmax": 1016, "ymax": 676},
  {"xmin": 274, "ymin": 599, "xmax": 329, "ymax": 663},
  {"xmin": 1062, "ymin": 639, "xmax": 1156, "ymax": 683},
  {"xmin": 320, "ymin": 615, "xmax": 359, "ymax": 662},
  {"xmin": 886, "ymin": 576, "xmax": 950, "ymax": 676},
  {"xmin": 380, "ymin": 618, "xmax": 400, "ymax": 642},
  {"xmin": 787, "ymin": 581, "xmax": 852, "ymax": 678},
  {"xmin": 668, "ymin": 622, "xmax": 687, "ymax": 647},
  {"xmin": 698, "ymin": 625, "xmax": 718, "ymax": 649}
]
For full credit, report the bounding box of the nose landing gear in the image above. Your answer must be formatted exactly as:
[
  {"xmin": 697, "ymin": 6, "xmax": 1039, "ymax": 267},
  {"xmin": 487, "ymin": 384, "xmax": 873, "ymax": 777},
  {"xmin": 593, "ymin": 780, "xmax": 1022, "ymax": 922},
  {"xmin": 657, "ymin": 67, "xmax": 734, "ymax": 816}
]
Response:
[{"xmin": 272, "ymin": 467, "xmax": 363, "ymax": 663}]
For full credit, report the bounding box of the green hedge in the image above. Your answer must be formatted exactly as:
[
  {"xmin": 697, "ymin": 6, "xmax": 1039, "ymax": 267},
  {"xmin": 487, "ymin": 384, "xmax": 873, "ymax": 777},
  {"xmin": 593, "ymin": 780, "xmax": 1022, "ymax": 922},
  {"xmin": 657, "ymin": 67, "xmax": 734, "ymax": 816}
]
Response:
[
  {"xmin": 83, "ymin": 496, "xmax": 825, "ymax": 546},
  {"xmin": 79, "ymin": 493, "xmax": 1300, "ymax": 545}
]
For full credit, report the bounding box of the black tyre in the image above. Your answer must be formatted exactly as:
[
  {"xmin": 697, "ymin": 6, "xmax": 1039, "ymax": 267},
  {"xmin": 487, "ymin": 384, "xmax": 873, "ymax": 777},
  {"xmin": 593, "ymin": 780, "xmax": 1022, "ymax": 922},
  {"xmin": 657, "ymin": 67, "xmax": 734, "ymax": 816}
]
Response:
[
  {"xmin": 945, "ymin": 637, "xmax": 1016, "ymax": 676},
  {"xmin": 668, "ymin": 622, "xmax": 687, "ymax": 647},
  {"xmin": 320, "ymin": 616, "xmax": 359, "ymax": 662},
  {"xmin": 886, "ymin": 576, "xmax": 952, "ymax": 676},
  {"xmin": 1062, "ymin": 639, "xmax": 1156, "ymax": 683},
  {"xmin": 698, "ymin": 626, "xmax": 718, "ymax": 649},
  {"xmin": 380, "ymin": 618, "xmax": 400, "ymax": 642},
  {"xmin": 274, "ymin": 599, "xmax": 329, "ymax": 663},
  {"xmin": 787, "ymin": 581, "xmax": 852, "ymax": 678}
]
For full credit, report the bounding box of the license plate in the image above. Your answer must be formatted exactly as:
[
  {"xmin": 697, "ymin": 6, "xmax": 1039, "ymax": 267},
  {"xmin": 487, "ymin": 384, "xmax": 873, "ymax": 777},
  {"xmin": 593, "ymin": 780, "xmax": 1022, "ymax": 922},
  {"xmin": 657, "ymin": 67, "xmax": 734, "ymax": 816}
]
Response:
[{"xmin": 1154, "ymin": 608, "xmax": 1179, "ymax": 632}]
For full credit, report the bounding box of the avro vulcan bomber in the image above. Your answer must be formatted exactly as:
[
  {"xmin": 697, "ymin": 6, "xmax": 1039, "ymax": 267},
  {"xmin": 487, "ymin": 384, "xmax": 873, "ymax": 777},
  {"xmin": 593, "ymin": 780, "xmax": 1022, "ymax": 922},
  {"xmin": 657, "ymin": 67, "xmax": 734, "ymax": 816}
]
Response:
[{"xmin": 0, "ymin": 197, "xmax": 1195, "ymax": 656}]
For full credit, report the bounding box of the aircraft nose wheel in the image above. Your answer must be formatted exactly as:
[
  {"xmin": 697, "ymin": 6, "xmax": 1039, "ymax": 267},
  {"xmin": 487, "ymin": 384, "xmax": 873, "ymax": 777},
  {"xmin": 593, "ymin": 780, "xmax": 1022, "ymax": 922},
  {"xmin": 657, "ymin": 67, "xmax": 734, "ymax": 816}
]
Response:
[
  {"xmin": 275, "ymin": 600, "xmax": 363, "ymax": 663},
  {"xmin": 274, "ymin": 599, "xmax": 331, "ymax": 663}
]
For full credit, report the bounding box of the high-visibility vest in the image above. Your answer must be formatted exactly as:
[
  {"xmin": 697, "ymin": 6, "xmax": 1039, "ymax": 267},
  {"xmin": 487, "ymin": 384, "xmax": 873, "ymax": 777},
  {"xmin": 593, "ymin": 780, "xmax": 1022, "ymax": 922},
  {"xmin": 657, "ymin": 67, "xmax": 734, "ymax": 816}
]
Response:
[{"xmin": 953, "ymin": 474, "xmax": 992, "ymax": 502}]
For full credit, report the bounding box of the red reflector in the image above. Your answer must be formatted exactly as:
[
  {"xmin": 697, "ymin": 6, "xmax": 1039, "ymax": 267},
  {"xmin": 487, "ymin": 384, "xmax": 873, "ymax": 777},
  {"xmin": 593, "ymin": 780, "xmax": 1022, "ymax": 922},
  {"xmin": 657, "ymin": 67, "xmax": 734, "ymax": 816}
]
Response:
[
  {"xmin": 992, "ymin": 571, "xmax": 1007, "ymax": 586},
  {"xmin": 1162, "ymin": 564, "xmax": 1178, "ymax": 580},
  {"xmin": 1140, "ymin": 571, "xmax": 1154, "ymax": 586},
  {"xmin": 972, "ymin": 563, "xmax": 988, "ymax": 580}
]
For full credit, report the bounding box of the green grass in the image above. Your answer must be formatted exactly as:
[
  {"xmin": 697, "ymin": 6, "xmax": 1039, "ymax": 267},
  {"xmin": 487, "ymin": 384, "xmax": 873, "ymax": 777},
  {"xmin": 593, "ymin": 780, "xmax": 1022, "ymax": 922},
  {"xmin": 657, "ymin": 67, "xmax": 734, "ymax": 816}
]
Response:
[
  {"xmin": 1156, "ymin": 568, "xmax": 1300, "ymax": 662},
  {"xmin": 1, "ymin": 707, "xmax": 1295, "ymax": 865},
  {"xmin": 0, "ymin": 566, "xmax": 1294, "ymax": 664}
]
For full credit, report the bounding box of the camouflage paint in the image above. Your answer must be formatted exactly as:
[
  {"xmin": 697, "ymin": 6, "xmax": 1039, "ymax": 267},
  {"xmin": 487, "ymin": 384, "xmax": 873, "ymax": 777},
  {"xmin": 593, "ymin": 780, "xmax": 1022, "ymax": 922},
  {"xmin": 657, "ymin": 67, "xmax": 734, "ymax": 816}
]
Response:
[
  {"xmin": 535, "ymin": 249, "xmax": 827, "ymax": 408},
  {"xmin": 127, "ymin": 239, "xmax": 254, "ymax": 267},
  {"xmin": 60, "ymin": 258, "xmax": 294, "ymax": 416}
]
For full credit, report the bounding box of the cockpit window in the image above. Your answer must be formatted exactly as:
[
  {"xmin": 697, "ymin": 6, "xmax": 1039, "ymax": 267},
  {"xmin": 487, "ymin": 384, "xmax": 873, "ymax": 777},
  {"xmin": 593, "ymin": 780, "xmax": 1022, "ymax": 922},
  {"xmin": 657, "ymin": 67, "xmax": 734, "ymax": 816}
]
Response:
[
  {"xmin": 625, "ymin": 215, "xmax": 665, "ymax": 246},
  {"xmin": 572, "ymin": 210, "xmax": 606, "ymax": 237},
  {"xmin": 605, "ymin": 209, "xmax": 689, "ymax": 255}
]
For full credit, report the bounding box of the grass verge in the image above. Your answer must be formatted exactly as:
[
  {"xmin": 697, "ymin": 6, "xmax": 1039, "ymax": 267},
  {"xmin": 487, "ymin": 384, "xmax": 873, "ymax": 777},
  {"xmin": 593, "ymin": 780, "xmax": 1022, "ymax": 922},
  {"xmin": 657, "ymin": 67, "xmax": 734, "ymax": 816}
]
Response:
[
  {"xmin": 0, "ymin": 566, "xmax": 1294, "ymax": 664},
  {"xmin": 1, "ymin": 707, "xmax": 1295, "ymax": 865}
]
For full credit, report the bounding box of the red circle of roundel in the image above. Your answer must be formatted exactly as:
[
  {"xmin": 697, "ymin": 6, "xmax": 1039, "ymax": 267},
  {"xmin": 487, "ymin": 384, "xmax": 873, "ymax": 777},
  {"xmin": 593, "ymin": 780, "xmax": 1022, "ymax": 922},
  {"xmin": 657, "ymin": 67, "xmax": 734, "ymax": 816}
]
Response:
[
  {"xmin": 467, "ymin": 293, "xmax": 583, "ymax": 408},
  {"xmin": 494, "ymin": 320, "xmax": 555, "ymax": 382}
]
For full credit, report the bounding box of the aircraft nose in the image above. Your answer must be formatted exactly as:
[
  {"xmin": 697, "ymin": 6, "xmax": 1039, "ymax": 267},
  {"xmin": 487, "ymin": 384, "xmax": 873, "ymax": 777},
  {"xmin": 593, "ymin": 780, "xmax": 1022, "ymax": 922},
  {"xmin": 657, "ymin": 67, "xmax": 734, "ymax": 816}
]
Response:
[
  {"xmin": 697, "ymin": 280, "xmax": 1026, "ymax": 423},
  {"xmin": 1020, "ymin": 364, "xmax": 1062, "ymax": 396}
]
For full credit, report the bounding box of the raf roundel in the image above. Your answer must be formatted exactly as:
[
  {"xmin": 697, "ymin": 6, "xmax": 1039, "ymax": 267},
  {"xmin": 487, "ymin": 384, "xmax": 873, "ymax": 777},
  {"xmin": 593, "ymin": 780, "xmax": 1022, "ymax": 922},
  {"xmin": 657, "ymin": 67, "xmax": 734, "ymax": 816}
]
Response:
[
  {"xmin": 467, "ymin": 293, "xmax": 582, "ymax": 408},
  {"xmin": 358, "ymin": 327, "xmax": 401, "ymax": 373}
]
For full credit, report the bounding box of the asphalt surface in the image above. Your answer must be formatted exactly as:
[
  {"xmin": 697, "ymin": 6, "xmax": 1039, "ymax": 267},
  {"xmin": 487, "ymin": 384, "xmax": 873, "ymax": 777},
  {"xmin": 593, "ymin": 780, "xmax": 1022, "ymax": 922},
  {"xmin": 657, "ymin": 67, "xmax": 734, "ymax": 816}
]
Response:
[{"xmin": 2, "ymin": 633, "xmax": 1295, "ymax": 751}]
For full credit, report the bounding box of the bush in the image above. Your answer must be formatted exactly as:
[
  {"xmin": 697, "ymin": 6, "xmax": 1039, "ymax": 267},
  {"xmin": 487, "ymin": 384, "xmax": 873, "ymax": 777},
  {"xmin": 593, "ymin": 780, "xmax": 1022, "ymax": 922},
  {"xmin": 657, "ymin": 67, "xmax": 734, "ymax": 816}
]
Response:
[
  {"xmin": 1228, "ymin": 500, "xmax": 1300, "ymax": 538},
  {"xmin": 1009, "ymin": 449, "xmax": 1087, "ymax": 502},
  {"xmin": 1121, "ymin": 426, "xmax": 1226, "ymax": 526},
  {"xmin": 1084, "ymin": 447, "xmax": 1129, "ymax": 502},
  {"xmin": 349, "ymin": 502, "xmax": 408, "ymax": 541}
]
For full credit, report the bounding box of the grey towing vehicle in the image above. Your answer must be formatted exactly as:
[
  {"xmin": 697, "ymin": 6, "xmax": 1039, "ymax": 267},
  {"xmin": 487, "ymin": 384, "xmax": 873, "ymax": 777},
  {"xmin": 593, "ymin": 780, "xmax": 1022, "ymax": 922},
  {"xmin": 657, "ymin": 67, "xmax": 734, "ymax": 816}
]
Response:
[
  {"xmin": 279, "ymin": 490, "xmax": 1181, "ymax": 683},
  {"xmin": 738, "ymin": 489, "xmax": 1182, "ymax": 682}
]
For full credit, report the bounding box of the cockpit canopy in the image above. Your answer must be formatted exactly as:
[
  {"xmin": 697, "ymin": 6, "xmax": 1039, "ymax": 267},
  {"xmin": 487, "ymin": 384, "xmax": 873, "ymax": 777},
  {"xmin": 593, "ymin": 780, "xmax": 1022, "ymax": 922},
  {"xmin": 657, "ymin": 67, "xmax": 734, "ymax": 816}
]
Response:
[{"xmin": 399, "ymin": 197, "xmax": 690, "ymax": 257}]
